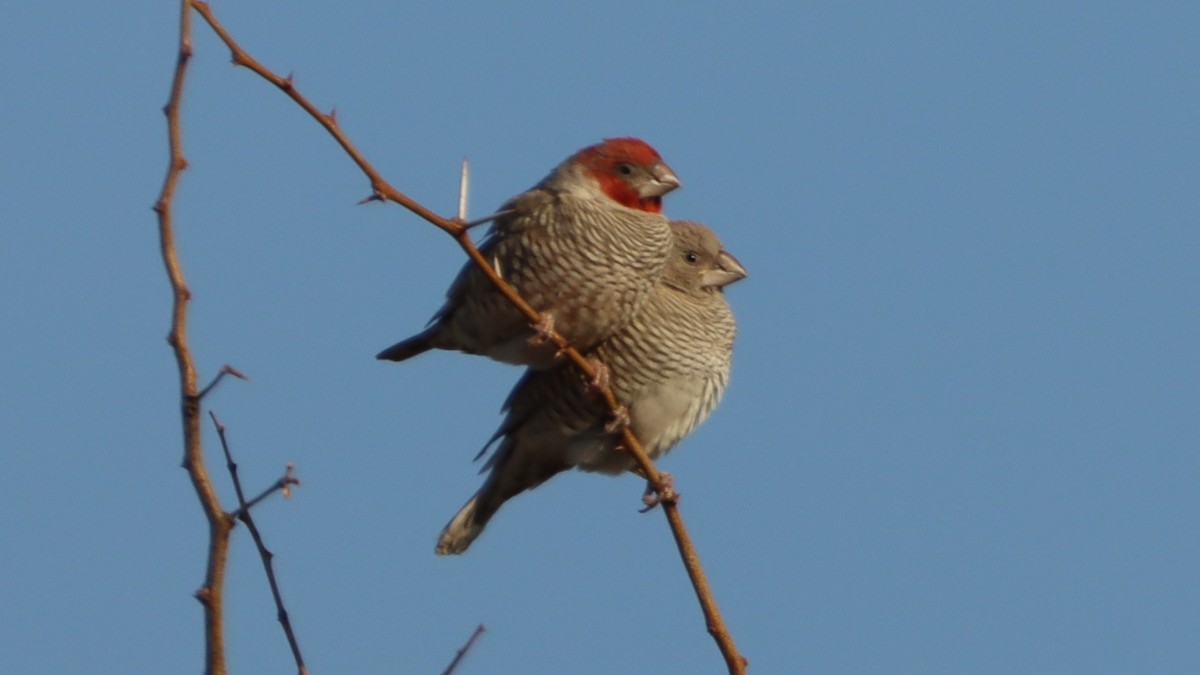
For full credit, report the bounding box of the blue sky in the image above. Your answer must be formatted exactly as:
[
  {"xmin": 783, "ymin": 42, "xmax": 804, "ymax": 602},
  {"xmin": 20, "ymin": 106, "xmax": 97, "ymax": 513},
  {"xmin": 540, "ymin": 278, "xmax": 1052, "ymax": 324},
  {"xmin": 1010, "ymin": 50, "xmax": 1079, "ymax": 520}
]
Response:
[{"xmin": 2, "ymin": 2, "xmax": 1197, "ymax": 673}]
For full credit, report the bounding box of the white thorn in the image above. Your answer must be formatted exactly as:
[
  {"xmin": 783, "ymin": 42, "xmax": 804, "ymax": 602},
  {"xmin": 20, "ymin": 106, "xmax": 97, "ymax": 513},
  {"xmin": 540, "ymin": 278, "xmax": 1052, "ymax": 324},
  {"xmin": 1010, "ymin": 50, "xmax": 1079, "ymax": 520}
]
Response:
[{"xmin": 458, "ymin": 156, "xmax": 469, "ymax": 220}]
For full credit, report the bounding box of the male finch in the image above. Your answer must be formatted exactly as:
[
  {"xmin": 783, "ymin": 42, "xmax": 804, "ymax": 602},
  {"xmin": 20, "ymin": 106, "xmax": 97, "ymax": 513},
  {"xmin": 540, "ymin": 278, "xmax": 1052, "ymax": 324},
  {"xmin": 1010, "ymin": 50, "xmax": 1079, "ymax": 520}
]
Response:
[
  {"xmin": 377, "ymin": 137, "xmax": 681, "ymax": 368},
  {"xmin": 437, "ymin": 221, "xmax": 746, "ymax": 554}
]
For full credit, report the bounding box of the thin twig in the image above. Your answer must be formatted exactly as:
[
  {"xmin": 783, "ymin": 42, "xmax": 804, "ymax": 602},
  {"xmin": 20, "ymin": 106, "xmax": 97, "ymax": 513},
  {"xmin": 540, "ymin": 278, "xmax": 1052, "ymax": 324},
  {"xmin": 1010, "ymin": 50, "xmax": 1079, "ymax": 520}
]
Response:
[
  {"xmin": 461, "ymin": 209, "xmax": 515, "ymax": 230},
  {"xmin": 440, "ymin": 624, "xmax": 486, "ymax": 675},
  {"xmin": 155, "ymin": 2, "xmax": 233, "ymax": 673},
  {"xmin": 231, "ymin": 463, "xmax": 300, "ymax": 520},
  {"xmin": 188, "ymin": 3, "xmax": 746, "ymax": 671},
  {"xmin": 209, "ymin": 412, "xmax": 308, "ymax": 675},
  {"xmin": 199, "ymin": 364, "xmax": 249, "ymax": 400}
]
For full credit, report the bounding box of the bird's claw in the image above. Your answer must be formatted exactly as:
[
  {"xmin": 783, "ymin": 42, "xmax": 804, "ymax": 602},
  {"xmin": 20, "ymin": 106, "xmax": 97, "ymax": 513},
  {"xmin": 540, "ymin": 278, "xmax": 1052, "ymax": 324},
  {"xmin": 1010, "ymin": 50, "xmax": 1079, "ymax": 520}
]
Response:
[
  {"xmin": 639, "ymin": 473, "xmax": 678, "ymax": 512},
  {"xmin": 528, "ymin": 313, "xmax": 556, "ymax": 346},
  {"xmin": 584, "ymin": 357, "xmax": 611, "ymax": 397},
  {"xmin": 604, "ymin": 404, "xmax": 630, "ymax": 433}
]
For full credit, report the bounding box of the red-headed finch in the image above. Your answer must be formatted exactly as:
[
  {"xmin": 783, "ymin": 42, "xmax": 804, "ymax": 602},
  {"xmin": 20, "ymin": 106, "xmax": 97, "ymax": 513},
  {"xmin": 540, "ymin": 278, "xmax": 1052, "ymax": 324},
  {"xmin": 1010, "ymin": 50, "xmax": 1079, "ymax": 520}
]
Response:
[
  {"xmin": 436, "ymin": 221, "xmax": 746, "ymax": 554},
  {"xmin": 377, "ymin": 137, "xmax": 680, "ymax": 368}
]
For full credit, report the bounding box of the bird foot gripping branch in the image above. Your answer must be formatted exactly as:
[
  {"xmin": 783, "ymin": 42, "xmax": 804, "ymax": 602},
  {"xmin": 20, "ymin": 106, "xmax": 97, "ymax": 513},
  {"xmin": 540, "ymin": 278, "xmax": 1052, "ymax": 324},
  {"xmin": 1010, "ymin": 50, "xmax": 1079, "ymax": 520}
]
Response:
[
  {"xmin": 639, "ymin": 473, "xmax": 679, "ymax": 512},
  {"xmin": 584, "ymin": 356, "xmax": 612, "ymax": 394},
  {"xmin": 604, "ymin": 403, "xmax": 631, "ymax": 434},
  {"xmin": 586, "ymin": 358, "xmax": 633, "ymax": 434},
  {"xmin": 528, "ymin": 312, "xmax": 557, "ymax": 347}
]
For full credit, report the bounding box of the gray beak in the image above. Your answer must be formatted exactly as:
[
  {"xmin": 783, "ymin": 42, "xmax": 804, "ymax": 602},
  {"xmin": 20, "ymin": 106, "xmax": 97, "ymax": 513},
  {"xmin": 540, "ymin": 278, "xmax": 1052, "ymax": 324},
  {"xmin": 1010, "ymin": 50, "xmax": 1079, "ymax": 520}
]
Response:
[
  {"xmin": 702, "ymin": 250, "xmax": 748, "ymax": 289},
  {"xmin": 638, "ymin": 161, "xmax": 682, "ymax": 198}
]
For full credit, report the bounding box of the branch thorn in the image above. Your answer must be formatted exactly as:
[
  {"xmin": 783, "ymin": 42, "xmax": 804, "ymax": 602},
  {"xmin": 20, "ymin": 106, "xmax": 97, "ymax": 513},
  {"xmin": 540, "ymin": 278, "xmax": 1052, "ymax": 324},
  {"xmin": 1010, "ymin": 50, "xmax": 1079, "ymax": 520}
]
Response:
[{"xmin": 457, "ymin": 156, "xmax": 469, "ymax": 221}]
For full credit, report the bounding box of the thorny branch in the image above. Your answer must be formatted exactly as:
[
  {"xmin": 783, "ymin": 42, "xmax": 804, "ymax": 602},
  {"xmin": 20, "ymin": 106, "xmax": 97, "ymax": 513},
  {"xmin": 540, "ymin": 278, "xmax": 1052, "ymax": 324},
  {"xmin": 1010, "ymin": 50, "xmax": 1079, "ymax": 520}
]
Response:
[
  {"xmin": 154, "ymin": 2, "xmax": 233, "ymax": 673},
  {"xmin": 210, "ymin": 412, "xmax": 307, "ymax": 675},
  {"xmin": 158, "ymin": 4, "xmax": 307, "ymax": 674},
  {"xmin": 178, "ymin": 1, "xmax": 747, "ymax": 671}
]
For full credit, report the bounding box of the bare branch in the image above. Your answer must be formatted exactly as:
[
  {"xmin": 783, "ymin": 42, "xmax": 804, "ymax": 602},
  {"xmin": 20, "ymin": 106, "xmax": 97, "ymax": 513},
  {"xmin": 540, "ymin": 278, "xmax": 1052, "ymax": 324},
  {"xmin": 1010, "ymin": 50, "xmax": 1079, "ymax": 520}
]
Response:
[
  {"xmin": 461, "ymin": 209, "xmax": 515, "ymax": 231},
  {"xmin": 441, "ymin": 624, "xmax": 486, "ymax": 675},
  {"xmin": 191, "ymin": 1, "xmax": 462, "ymax": 237},
  {"xmin": 199, "ymin": 364, "xmax": 248, "ymax": 400},
  {"xmin": 156, "ymin": 2, "xmax": 233, "ymax": 673},
  {"xmin": 231, "ymin": 463, "xmax": 300, "ymax": 519},
  {"xmin": 209, "ymin": 412, "xmax": 307, "ymax": 675}
]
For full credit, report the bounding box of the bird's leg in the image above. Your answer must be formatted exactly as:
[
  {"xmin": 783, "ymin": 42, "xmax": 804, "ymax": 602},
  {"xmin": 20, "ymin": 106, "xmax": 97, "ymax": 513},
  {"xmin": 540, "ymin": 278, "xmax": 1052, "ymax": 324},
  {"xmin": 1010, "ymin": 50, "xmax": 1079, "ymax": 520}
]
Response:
[{"xmin": 639, "ymin": 473, "xmax": 678, "ymax": 512}]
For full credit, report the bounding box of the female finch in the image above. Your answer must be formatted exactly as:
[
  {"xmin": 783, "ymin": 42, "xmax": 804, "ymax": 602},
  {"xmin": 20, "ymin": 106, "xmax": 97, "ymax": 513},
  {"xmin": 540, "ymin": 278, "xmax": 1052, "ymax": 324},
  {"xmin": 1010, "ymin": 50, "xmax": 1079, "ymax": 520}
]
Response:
[
  {"xmin": 437, "ymin": 221, "xmax": 747, "ymax": 554},
  {"xmin": 377, "ymin": 137, "xmax": 681, "ymax": 368}
]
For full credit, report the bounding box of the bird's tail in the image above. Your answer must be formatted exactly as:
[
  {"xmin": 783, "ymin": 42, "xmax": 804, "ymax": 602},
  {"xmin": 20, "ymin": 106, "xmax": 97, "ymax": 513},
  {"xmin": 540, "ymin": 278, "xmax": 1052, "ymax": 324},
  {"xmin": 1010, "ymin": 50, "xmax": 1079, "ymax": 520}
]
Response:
[
  {"xmin": 434, "ymin": 447, "xmax": 569, "ymax": 555},
  {"xmin": 435, "ymin": 468, "xmax": 517, "ymax": 555},
  {"xmin": 376, "ymin": 326, "xmax": 437, "ymax": 362},
  {"xmin": 435, "ymin": 493, "xmax": 490, "ymax": 555}
]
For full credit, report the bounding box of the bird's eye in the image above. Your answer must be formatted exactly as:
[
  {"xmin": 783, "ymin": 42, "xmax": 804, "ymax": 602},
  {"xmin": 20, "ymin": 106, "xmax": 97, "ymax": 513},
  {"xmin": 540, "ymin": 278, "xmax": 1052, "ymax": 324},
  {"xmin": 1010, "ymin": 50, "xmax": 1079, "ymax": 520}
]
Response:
[
  {"xmin": 685, "ymin": 251, "xmax": 700, "ymax": 264},
  {"xmin": 616, "ymin": 163, "xmax": 635, "ymax": 176}
]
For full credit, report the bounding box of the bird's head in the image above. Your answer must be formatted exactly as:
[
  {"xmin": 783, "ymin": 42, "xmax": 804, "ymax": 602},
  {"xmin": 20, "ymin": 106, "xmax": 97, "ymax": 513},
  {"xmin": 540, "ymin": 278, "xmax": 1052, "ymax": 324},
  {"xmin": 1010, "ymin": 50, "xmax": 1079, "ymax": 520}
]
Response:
[
  {"xmin": 664, "ymin": 221, "xmax": 747, "ymax": 294},
  {"xmin": 568, "ymin": 137, "xmax": 681, "ymax": 213}
]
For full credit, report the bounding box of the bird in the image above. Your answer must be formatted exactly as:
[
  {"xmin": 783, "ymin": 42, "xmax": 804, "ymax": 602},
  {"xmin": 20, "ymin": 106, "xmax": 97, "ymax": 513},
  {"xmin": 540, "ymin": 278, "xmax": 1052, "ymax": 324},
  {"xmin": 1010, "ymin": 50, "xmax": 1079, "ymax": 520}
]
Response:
[
  {"xmin": 436, "ymin": 220, "xmax": 747, "ymax": 554},
  {"xmin": 377, "ymin": 137, "xmax": 681, "ymax": 369}
]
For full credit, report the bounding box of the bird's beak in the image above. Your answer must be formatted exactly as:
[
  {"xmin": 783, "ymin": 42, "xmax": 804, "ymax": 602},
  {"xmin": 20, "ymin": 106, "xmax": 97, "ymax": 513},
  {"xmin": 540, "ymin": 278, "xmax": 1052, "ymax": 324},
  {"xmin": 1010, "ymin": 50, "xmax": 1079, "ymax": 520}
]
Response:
[
  {"xmin": 702, "ymin": 250, "xmax": 748, "ymax": 289},
  {"xmin": 638, "ymin": 161, "xmax": 682, "ymax": 198}
]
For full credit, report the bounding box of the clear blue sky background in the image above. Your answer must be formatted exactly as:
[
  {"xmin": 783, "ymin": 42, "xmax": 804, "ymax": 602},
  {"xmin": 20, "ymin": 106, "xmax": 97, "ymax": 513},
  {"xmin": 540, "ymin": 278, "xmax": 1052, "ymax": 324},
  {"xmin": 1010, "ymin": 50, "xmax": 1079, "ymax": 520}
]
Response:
[{"xmin": 2, "ymin": 2, "xmax": 1197, "ymax": 673}]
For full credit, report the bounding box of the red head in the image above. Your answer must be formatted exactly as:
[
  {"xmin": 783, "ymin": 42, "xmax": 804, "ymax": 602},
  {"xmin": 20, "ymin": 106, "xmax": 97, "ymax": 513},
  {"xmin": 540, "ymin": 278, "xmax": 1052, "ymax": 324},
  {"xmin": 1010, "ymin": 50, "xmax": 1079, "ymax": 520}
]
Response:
[{"xmin": 570, "ymin": 137, "xmax": 681, "ymax": 213}]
